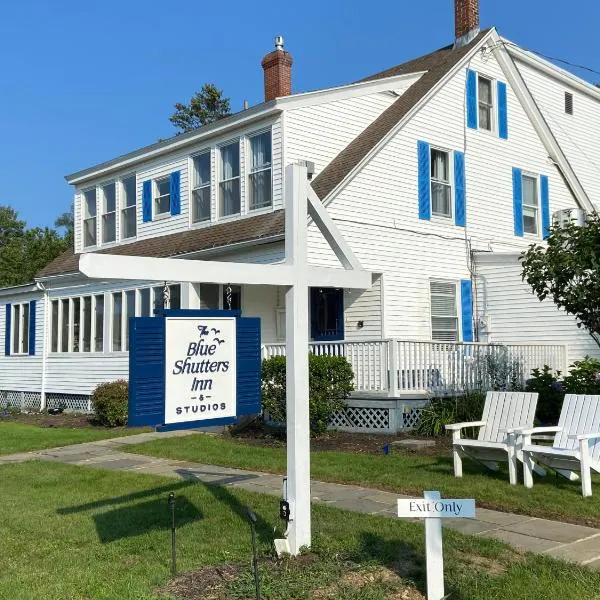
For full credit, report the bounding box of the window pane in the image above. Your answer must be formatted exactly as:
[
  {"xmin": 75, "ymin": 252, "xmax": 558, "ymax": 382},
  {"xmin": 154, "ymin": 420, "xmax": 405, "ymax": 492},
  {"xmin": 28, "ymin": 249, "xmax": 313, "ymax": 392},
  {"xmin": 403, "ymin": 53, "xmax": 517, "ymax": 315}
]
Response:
[
  {"xmin": 169, "ymin": 285, "xmax": 181, "ymax": 310},
  {"xmin": 192, "ymin": 187, "xmax": 211, "ymax": 222},
  {"xmin": 478, "ymin": 105, "xmax": 492, "ymax": 131},
  {"xmin": 82, "ymin": 296, "xmax": 91, "ymax": 352},
  {"xmin": 431, "ymin": 182, "xmax": 451, "ymax": 216},
  {"xmin": 61, "ymin": 299, "xmax": 70, "ymax": 352},
  {"xmin": 83, "ymin": 217, "xmax": 96, "ymax": 247},
  {"xmin": 219, "ymin": 178, "xmax": 240, "ymax": 216},
  {"xmin": 103, "ymin": 183, "xmax": 116, "ymax": 213},
  {"xmin": 155, "ymin": 179, "xmax": 170, "ymax": 215},
  {"xmin": 430, "ymin": 150, "xmax": 448, "ymax": 182},
  {"xmin": 94, "ymin": 295, "xmax": 104, "ymax": 352},
  {"xmin": 523, "ymin": 206, "xmax": 538, "ymax": 234},
  {"xmin": 51, "ymin": 300, "xmax": 59, "ymax": 353},
  {"xmin": 124, "ymin": 290, "xmax": 135, "ymax": 351},
  {"xmin": 200, "ymin": 284, "xmax": 220, "ymax": 309},
  {"xmin": 122, "ymin": 176, "xmax": 136, "ymax": 207},
  {"xmin": 22, "ymin": 304, "xmax": 29, "ymax": 354},
  {"xmin": 12, "ymin": 305, "xmax": 20, "ymax": 354},
  {"xmin": 153, "ymin": 287, "xmax": 164, "ymax": 312},
  {"xmin": 478, "ymin": 77, "xmax": 492, "ymax": 104},
  {"xmin": 522, "ymin": 175, "xmax": 538, "ymax": 206},
  {"xmin": 157, "ymin": 179, "xmax": 170, "ymax": 197},
  {"xmin": 112, "ymin": 293, "xmax": 122, "ymax": 352},
  {"xmin": 249, "ymin": 169, "xmax": 272, "ymax": 210},
  {"xmin": 250, "ymin": 132, "xmax": 271, "ymax": 170},
  {"xmin": 220, "ymin": 142, "xmax": 240, "ymax": 179},
  {"xmin": 156, "ymin": 194, "xmax": 170, "ymax": 215},
  {"xmin": 84, "ymin": 189, "xmax": 96, "ymax": 217},
  {"xmin": 72, "ymin": 298, "xmax": 80, "ymax": 352},
  {"xmin": 222, "ymin": 285, "xmax": 241, "ymax": 310},
  {"xmin": 121, "ymin": 206, "xmax": 136, "ymax": 239},
  {"xmin": 102, "ymin": 212, "xmax": 116, "ymax": 243},
  {"xmin": 194, "ymin": 152, "xmax": 211, "ymax": 187},
  {"xmin": 140, "ymin": 288, "xmax": 151, "ymax": 317}
]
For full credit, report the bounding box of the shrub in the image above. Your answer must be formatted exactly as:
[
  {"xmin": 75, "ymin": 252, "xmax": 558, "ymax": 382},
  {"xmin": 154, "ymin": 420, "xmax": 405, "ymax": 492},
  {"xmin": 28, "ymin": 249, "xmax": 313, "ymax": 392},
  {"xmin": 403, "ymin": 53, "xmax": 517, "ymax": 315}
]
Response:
[
  {"xmin": 91, "ymin": 380, "xmax": 128, "ymax": 427},
  {"xmin": 525, "ymin": 365, "xmax": 563, "ymax": 424},
  {"xmin": 417, "ymin": 392, "xmax": 486, "ymax": 437},
  {"xmin": 562, "ymin": 357, "xmax": 600, "ymax": 395},
  {"xmin": 261, "ymin": 354, "xmax": 354, "ymax": 437}
]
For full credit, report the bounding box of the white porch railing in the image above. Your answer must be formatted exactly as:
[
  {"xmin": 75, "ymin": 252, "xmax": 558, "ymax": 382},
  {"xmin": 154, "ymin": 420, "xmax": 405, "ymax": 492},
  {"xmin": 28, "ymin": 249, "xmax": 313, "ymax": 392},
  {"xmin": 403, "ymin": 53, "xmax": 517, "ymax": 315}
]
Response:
[{"xmin": 261, "ymin": 339, "xmax": 567, "ymax": 396}]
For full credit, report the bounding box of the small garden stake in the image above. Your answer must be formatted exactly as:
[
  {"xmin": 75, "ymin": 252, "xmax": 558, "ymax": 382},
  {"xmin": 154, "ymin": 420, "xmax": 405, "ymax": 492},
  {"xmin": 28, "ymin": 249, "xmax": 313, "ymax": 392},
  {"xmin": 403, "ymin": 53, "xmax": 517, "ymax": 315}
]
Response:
[
  {"xmin": 168, "ymin": 492, "xmax": 176, "ymax": 576},
  {"xmin": 246, "ymin": 508, "xmax": 260, "ymax": 600}
]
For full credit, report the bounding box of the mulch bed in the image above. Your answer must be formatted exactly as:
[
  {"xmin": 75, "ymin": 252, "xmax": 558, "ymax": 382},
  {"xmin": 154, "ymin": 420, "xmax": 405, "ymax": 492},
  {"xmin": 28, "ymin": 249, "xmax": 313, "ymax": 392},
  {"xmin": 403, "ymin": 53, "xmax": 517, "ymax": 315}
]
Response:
[{"xmin": 1, "ymin": 411, "xmax": 109, "ymax": 429}]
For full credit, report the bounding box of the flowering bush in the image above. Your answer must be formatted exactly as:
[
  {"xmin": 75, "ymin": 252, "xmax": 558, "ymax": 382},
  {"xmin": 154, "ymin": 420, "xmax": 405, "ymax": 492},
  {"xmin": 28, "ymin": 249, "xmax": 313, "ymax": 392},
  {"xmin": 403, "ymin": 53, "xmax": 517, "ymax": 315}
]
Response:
[{"xmin": 526, "ymin": 357, "xmax": 600, "ymax": 423}]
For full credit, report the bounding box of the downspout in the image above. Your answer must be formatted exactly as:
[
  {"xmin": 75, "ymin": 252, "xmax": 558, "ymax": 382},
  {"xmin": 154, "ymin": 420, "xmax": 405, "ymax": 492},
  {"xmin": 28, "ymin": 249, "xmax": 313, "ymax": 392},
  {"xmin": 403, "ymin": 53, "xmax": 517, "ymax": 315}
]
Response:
[{"xmin": 36, "ymin": 282, "xmax": 48, "ymax": 411}]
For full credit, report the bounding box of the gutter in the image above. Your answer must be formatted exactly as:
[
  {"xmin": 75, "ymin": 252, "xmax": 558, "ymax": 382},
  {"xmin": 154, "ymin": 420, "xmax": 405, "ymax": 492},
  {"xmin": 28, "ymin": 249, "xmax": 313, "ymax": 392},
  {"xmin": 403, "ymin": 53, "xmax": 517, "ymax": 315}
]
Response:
[{"xmin": 36, "ymin": 282, "xmax": 48, "ymax": 411}]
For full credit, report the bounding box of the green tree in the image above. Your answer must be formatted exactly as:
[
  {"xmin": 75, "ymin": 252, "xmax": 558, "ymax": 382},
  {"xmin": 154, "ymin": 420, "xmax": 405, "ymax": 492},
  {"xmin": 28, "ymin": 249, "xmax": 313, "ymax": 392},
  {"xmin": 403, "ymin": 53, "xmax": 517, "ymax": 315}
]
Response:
[
  {"xmin": 0, "ymin": 206, "xmax": 25, "ymax": 249},
  {"xmin": 170, "ymin": 83, "xmax": 231, "ymax": 133},
  {"xmin": 54, "ymin": 203, "xmax": 74, "ymax": 247},
  {"xmin": 521, "ymin": 212, "xmax": 600, "ymax": 347}
]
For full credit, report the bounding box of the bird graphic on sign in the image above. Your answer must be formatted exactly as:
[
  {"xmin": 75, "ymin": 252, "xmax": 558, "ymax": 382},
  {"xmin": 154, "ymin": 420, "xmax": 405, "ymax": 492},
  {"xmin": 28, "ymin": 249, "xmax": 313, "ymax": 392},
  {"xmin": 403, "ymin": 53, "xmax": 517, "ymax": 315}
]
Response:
[
  {"xmin": 211, "ymin": 327, "xmax": 221, "ymax": 335},
  {"xmin": 213, "ymin": 338, "xmax": 225, "ymax": 345}
]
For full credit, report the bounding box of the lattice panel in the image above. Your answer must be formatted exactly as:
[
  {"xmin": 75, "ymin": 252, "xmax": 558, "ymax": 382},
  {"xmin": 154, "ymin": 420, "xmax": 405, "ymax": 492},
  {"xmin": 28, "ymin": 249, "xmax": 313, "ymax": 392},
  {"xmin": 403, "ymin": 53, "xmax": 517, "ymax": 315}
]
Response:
[
  {"xmin": 0, "ymin": 390, "xmax": 42, "ymax": 411},
  {"xmin": 46, "ymin": 393, "xmax": 91, "ymax": 412},
  {"xmin": 330, "ymin": 407, "xmax": 390, "ymax": 430},
  {"xmin": 402, "ymin": 407, "xmax": 423, "ymax": 429}
]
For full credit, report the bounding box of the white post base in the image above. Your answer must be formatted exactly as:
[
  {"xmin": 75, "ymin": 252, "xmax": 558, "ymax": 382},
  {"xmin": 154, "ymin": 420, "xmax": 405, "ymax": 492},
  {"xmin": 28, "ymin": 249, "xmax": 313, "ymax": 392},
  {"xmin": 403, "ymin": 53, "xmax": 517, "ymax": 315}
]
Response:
[{"xmin": 424, "ymin": 491, "xmax": 445, "ymax": 600}]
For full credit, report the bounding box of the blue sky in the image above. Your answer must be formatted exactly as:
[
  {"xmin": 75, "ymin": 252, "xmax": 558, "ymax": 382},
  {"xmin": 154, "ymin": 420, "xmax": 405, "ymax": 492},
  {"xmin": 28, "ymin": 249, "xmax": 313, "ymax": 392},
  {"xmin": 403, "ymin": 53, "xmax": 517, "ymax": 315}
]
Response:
[{"xmin": 1, "ymin": 0, "xmax": 599, "ymax": 230}]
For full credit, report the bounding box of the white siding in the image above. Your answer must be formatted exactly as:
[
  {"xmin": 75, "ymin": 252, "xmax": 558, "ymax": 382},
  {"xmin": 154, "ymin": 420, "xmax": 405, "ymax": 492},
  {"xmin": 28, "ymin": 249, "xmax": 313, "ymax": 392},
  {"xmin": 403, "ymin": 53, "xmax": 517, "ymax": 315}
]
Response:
[
  {"xmin": 0, "ymin": 295, "xmax": 44, "ymax": 392},
  {"xmin": 515, "ymin": 59, "xmax": 600, "ymax": 209},
  {"xmin": 343, "ymin": 276, "xmax": 382, "ymax": 341},
  {"xmin": 308, "ymin": 48, "xmax": 579, "ymax": 340},
  {"xmin": 475, "ymin": 254, "xmax": 599, "ymax": 365}
]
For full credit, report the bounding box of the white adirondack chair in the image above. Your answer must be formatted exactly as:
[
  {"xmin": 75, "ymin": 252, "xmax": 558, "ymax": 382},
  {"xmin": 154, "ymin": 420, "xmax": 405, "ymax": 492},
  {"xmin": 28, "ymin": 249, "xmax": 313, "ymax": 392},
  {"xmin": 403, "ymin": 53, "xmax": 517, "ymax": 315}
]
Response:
[
  {"xmin": 446, "ymin": 391, "xmax": 539, "ymax": 485},
  {"xmin": 521, "ymin": 394, "xmax": 600, "ymax": 497}
]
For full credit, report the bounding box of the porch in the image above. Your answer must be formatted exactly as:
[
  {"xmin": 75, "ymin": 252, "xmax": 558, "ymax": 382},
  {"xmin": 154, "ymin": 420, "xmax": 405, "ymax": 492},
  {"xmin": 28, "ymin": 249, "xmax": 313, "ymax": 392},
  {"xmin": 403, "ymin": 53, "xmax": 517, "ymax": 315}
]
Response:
[{"xmin": 262, "ymin": 338, "xmax": 568, "ymax": 397}]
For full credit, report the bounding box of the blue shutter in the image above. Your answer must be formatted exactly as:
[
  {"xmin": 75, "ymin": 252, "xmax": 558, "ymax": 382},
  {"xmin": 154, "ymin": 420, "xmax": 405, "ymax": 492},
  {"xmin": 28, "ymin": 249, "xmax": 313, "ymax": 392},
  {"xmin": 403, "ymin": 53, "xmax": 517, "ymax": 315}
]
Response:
[
  {"xmin": 142, "ymin": 180, "xmax": 152, "ymax": 223},
  {"xmin": 460, "ymin": 280, "xmax": 474, "ymax": 342},
  {"xmin": 235, "ymin": 317, "xmax": 262, "ymax": 418},
  {"xmin": 497, "ymin": 81, "xmax": 508, "ymax": 140},
  {"xmin": 4, "ymin": 304, "xmax": 11, "ymax": 356},
  {"xmin": 128, "ymin": 316, "xmax": 165, "ymax": 426},
  {"xmin": 28, "ymin": 300, "xmax": 36, "ymax": 355},
  {"xmin": 466, "ymin": 69, "xmax": 478, "ymax": 130},
  {"xmin": 417, "ymin": 140, "xmax": 431, "ymax": 220},
  {"xmin": 541, "ymin": 175, "xmax": 550, "ymax": 239},
  {"xmin": 454, "ymin": 151, "xmax": 466, "ymax": 227},
  {"xmin": 513, "ymin": 167, "xmax": 524, "ymax": 237},
  {"xmin": 170, "ymin": 171, "xmax": 181, "ymax": 216}
]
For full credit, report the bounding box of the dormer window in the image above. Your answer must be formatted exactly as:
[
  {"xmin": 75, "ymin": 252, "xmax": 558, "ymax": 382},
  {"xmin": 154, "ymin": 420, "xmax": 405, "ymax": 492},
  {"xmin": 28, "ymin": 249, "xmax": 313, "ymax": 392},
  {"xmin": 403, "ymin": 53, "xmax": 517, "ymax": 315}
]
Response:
[
  {"xmin": 155, "ymin": 177, "xmax": 171, "ymax": 216},
  {"xmin": 83, "ymin": 188, "xmax": 97, "ymax": 247},
  {"xmin": 248, "ymin": 131, "xmax": 272, "ymax": 210},
  {"xmin": 219, "ymin": 140, "xmax": 240, "ymax": 217},
  {"xmin": 478, "ymin": 75, "xmax": 494, "ymax": 131},
  {"xmin": 192, "ymin": 152, "xmax": 211, "ymax": 223},
  {"xmin": 101, "ymin": 182, "xmax": 116, "ymax": 243},
  {"xmin": 121, "ymin": 175, "xmax": 137, "ymax": 239}
]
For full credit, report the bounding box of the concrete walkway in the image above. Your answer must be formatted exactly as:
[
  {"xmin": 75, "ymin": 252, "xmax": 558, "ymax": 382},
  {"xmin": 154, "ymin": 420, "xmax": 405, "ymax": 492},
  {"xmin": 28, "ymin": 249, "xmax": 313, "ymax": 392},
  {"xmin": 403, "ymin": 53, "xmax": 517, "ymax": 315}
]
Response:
[{"xmin": 2, "ymin": 429, "xmax": 600, "ymax": 570}]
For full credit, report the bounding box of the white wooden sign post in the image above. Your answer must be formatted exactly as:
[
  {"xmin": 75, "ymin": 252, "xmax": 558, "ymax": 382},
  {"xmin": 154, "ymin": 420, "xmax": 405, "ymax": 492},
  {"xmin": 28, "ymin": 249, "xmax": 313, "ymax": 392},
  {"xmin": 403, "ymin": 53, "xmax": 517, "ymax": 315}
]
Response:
[
  {"xmin": 78, "ymin": 163, "xmax": 372, "ymax": 556},
  {"xmin": 397, "ymin": 491, "xmax": 476, "ymax": 600}
]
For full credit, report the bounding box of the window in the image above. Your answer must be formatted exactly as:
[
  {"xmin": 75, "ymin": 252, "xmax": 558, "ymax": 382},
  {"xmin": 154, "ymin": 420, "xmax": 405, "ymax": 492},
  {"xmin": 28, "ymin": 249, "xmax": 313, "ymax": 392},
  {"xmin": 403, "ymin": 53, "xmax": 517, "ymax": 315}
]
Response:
[
  {"xmin": 430, "ymin": 149, "xmax": 451, "ymax": 217},
  {"xmin": 192, "ymin": 152, "xmax": 211, "ymax": 223},
  {"xmin": 61, "ymin": 299, "xmax": 70, "ymax": 352},
  {"xmin": 121, "ymin": 175, "xmax": 137, "ymax": 239},
  {"xmin": 82, "ymin": 296, "xmax": 92, "ymax": 352},
  {"xmin": 72, "ymin": 297, "xmax": 81, "ymax": 352},
  {"xmin": 101, "ymin": 183, "xmax": 116, "ymax": 243},
  {"xmin": 565, "ymin": 91, "xmax": 574, "ymax": 115},
  {"xmin": 51, "ymin": 300, "xmax": 59, "ymax": 353},
  {"xmin": 112, "ymin": 292, "xmax": 122, "ymax": 351},
  {"xmin": 522, "ymin": 174, "xmax": 539, "ymax": 235},
  {"xmin": 478, "ymin": 75, "xmax": 494, "ymax": 131},
  {"xmin": 200, "ymin": 284, "xmax": 220, "ymax": 309},
  {"xmin": 248, "ymin": 131, "xmax": 272, "ymax": 210},
  {"xmin": 140, "ymin": 288, "xmax": 152, "ymax": 317},
  {"xmin": 83, "ymin": 188, "xmax": 97, "ymax": 247},
  {"xmin": 430, "ymin": 281, "xmax": 458, "ymax": 342},
  {"xmin": 94, "ymin": 295, "xmax": 104, "ymax": 352},
  {"xmin": 222, "ymin": 285, "xmax": 241, "ymax": 310},
  {"xmin": 155, "ymin": 177, "xmax": 171, "ymax": 216},
  {"xmin": 219, "ymin": 140, "xmax": 240, "ymax": 216},
  {"xmin": 123, "ymin": 290, "xmax": 135, "ymax": 351},
  {"xmin": 12, "ymin": 303, "xmax": 29, "ymax": 354},
  {"xmin": 151, "ymin": 284, "xmax": 181, "ymax": 311}
]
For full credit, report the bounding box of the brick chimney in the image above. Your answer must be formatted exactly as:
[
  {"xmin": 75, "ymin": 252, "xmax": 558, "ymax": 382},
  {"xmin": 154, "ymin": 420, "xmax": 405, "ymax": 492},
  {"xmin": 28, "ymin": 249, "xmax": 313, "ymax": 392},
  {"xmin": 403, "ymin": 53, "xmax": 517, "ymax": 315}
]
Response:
[
  {"xmin": 454, "ymin": 0, "xmax": 480, "ymax": 47},
  {"xmin": 261, "ymin": 36, "xmax": 293, "ymax": 102}
]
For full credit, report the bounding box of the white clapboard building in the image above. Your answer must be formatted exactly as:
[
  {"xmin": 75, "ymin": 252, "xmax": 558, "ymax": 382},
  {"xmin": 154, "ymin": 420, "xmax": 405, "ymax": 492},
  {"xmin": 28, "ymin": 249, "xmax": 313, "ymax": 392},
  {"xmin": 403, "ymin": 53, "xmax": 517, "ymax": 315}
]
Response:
[{"xmin": 1, "ymin": 0, "xmax": 599, "ymax": 428}]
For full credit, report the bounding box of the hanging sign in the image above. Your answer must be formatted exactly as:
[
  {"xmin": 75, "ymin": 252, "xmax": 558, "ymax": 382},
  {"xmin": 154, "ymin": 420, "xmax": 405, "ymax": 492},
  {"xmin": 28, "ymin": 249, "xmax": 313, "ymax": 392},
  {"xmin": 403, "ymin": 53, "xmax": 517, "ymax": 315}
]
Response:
[{"xmin": 128, "ymin": 309, "xmax": 261, "ymax": 431}]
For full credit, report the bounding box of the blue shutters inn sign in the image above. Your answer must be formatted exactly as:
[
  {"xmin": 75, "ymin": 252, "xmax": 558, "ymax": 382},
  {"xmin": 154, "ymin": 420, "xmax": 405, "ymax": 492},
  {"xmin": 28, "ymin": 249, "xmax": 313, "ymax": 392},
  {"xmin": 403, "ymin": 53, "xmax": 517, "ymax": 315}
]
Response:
[{"xmin": 128, "ymin": 310, "xmax": 261, "ymax": 431}]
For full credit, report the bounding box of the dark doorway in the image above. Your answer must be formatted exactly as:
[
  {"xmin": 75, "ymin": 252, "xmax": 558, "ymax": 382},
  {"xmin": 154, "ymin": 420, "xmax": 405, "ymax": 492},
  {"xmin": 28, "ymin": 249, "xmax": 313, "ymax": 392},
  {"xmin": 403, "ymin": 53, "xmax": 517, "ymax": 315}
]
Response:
[{"xmin": 310, "ymin": 288, "xmax": 344, "ymax": 341}]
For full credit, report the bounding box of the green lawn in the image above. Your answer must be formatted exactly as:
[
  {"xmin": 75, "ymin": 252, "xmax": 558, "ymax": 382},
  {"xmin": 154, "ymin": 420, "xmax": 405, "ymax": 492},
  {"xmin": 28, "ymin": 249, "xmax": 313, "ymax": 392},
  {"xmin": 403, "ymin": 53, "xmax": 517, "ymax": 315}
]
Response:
[
  {"xmin": 0, "ymin": 422, "xmax": 146, "ymax": 455},
  {"xmin": 128, "ymin": 434, "xmax": 600, "ymax": 528},
  {"xmin": 1, "ymin": 461, "xmax": 600, "ymax": 600}
]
